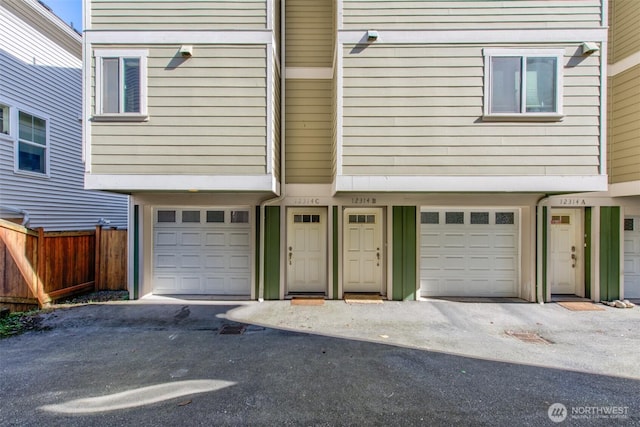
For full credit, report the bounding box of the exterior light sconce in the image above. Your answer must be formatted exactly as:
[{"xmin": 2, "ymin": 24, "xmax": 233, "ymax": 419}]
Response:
[
  {"xmin": 179, "ymin": 45, "xmax": 193, "ymax": 57},
  {"xmin": 367, "ymin": 30, "xmax": 379, "ymax": 42},
  {"xmin": 581, "ymin": 42, "xmax": 599, "ymax": 55}
]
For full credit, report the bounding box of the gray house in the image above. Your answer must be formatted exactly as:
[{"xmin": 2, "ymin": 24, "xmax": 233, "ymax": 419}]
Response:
[{"xmin": 0, "ymin": 0, "xmax": 127, "ymax": 231}]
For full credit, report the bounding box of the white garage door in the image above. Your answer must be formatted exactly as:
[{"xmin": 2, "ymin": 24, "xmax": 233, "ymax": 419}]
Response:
[
  {"xmin": 153, "ymin": 208, "xmax": 252, "ymax": 296},
  {"xmin": 624, "ymin": 217, "xmax": 640, "ymax": 299},
  {"xmin": 420, "ymin": 209, "xmax": 519, "ymax": 297}
]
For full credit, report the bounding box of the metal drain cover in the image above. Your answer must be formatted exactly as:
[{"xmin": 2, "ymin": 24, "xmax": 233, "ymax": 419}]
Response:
[
  {"xmin": 219, "ymin": 324, "xmax": 246, "ymax": 335},
  {"xmin": 505, "ymin": 330, "xmax": 552, "ymax": 344}
]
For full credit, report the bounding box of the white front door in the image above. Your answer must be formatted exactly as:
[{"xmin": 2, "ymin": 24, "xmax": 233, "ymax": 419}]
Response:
[
  {"xmin": 550, "ymin": 209, "xmax": 581, "ymax": 295},
  {"xmin": 286, "ymin": 208, "xmax": 327, "ymax": 294},
  {"xmin": 624, "ymin": 217, "xmax": 640, "ymax": 298},
  {"xmin": 343, "ymin": 208, "xmax": 384, "ymax": 293}
]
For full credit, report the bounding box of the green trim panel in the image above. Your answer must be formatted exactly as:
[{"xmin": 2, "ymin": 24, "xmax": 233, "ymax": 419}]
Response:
[
  {"xmin": 584, "ymin": 207, "xmax": 592, "ymax": 299},
  {"xmin": 255, "ymin": 206, "xmax": 261, "ymax": 298},
  {"xmin": 541, "ymin": 206, "xmax": 548, "ymax": 302},
  {"xmin": 333, "ymin": 206, "xmax": 339, "ymax": 299},
  {"xmin": 599, "ymin": 207, "xmax": 620, "ymax": 301},
  {"xmin": 392, "ymin": 206, "xmax": 417, "ymax": 301},
  {"xmin": 133, "ymin": 204, "xmax": 139, "ymax": 300},
  {"xmin": 264, "ymin": 206, "xmax": 281, "ymax": 300}
]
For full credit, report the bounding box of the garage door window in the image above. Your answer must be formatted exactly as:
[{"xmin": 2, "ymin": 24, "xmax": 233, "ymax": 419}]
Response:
[
  {"xmin": 470, "ymin": 212, "xmax": 489, "ymax": 224},
  {"xmin": 496, "ymin": 212, "xmax": 515, "ymax": 225},
  {"xmin": 231, "ymin": 211, "xmax": 250, "ymax": 223},
  {"xmin": 157, "ymin": 210, "xmax": 176, "ymax": 223},
  {"xmin": 207, "ymin": 211, "xmax": 225, "ymax": 223},
  {"xmin": 421, "ymin": 212, "xmax": 439, "ymax": 224},
  {"xmin": 445, "ymin": 212, "xmax": 464, "ymax": 224},
  {"xmin": 182, "ymin": 211, "xmax": 200, "ymax": 223}
]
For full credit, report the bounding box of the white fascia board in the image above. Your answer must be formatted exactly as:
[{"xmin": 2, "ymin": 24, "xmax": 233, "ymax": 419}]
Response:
[
  {"xmin": 335, "ymin": 175, "xmax": 608, "ymax": 193},
  {"xmin": 338, "ymin": 29, "xmax": 607, "ymax": 44},
  {"xmin": 285, "ymin": 67, "xmax": 333, "ymax": 79},
  {"xmin": 85, "ymin": 31, "xmax": 273, "ymax": 45},
  {"xmin": 85, "ymin": 174, "xmax": 277, "ymax": 193},
  {"xmin": 608, "ymin": 181, "xmax": 640, "ymax": 198},
  {"xmin": 609, "ymin": 51, "xmax": 640, "ymax": 76}
]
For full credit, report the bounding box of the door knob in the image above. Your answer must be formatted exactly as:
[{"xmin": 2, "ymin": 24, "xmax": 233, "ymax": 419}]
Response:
[
  {"xmin": 288, "ymin": 251, "xmax": 292, "ymax": 265},
  {"xmin": 571, "ymin": 246, "xmax": 576, "ymax": 252}
]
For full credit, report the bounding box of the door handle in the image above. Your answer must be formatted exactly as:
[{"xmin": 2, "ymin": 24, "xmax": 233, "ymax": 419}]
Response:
[
  {"xmin": 571, "ymin": 254, "xmax": 576, "ymax": 260},
  {"xmin": 376, "ymin": 252, "xmax": 380, "ymax": 266},
  {"xmin": 288, "ymin": 246, "xmax": 293, "ymax": 265}
]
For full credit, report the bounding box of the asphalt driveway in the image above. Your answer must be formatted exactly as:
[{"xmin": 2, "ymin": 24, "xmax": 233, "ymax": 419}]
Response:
[{"xmin": 0, "ymin": 298, "xmax": 639, "ymax": 426}]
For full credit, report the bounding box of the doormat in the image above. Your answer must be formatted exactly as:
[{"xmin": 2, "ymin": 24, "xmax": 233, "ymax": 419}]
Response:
[
  {"xmin": 505, "ymin": 330, "xmax": 553, "ymax": 344},
  {"xmin": 291, "ymin": 297, "xmax": 325, "ymax": 306},
  {"xmin": 344, "ymin": 293, "xmax": 383, "ymax": 304},
  {"xmin": 556, "ymin": 301, "xmax": 605, "ymax": 311}
]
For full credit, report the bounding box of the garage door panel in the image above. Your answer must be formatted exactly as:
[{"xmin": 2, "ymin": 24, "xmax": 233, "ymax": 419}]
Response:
[
  {"xmin": 205, "ymin": 255, "xmax": 225, "ymax": 269},
  {"xmin": 181, "ymin": 254, "xmax": 201, "ymax": 268},
  {"xmin": 229, "ymin": 232, "xmax": 250, "ymax": 247},
  {"xmin": 205, "ymin": 232, "xmax": 226, "ymax": 246},
  {"xmin": 624, "ymin": 217, "xmax": 640, "ymax": 298},
  {"xmin": 420, "ymin": 208, "xmax": 519, "ymax": 298},
  {"xmin": 156, "ymin": 232, "xmax": 178, "ymax": 246},
  {"xmin": 154, "ymin": 276, "xmax": 177, "ymax": 291},
  {"xmin": 181, "ymin": 232, "xmax": 202, "ymax": 246},
  {"xmin": 230, "ymin": 254, "xmax": 250, "ymax": 269},
  {"xmin": 469, "ymin": 256, "xmax": 491, "ymax": 271},
  {"xmin": 155, "ymin": 253, "xmax": 178, "ymax": 268}
]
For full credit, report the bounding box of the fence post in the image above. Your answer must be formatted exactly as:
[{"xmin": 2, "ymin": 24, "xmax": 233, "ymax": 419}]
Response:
[
  {"xmin": 95, "ymin": 225, "xmax": 102, "ymax": 291},
  {"xmin": 36, "ymin": 227, "xmax": 48, "ymax": 307}
]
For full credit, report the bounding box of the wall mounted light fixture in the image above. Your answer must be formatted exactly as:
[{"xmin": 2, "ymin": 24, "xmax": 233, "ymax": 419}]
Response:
[
  {"xmin": 581, "ymin": 42, "xmax": 599, "ymax": 55},
  {"xmin": 367, "ymin": 30, "xmax": 379, "ymax": 42},
  {"xmin": 180, "ymin": 45, "xmax": 193, "ymax": 57}
]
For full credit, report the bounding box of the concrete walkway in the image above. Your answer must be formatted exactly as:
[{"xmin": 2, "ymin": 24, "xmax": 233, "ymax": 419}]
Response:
[{"xmin": 225, "ymin": 297, "xmax": 640, "ymax": 380}]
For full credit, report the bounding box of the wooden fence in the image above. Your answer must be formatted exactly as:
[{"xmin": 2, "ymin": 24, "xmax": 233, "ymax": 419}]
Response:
[{"xmin": 0, "ymin": 219, "xmax": 127, "ymax": 312}]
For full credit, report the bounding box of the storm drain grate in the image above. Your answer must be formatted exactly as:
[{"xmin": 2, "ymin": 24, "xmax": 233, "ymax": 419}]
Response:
[
  {"xmin": 219, "ymin": 324, "xmax": 246, "ymax": 335},
  {"xmin": 505, "ymin": 330, "xmax": 553, "ymax": 345}
]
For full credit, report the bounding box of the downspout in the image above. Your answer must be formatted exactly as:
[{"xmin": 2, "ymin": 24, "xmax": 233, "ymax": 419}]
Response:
[
  {"xmin": 1, "ymin": 206, "xmax": 30, "ymax": 227},
  {"xmin": 535, "ymin": 195, "xmax": 549, "ymax": 304},
  {"xmin": 258, "ymin": 0, "xmax": 286, "ymax": 301}
]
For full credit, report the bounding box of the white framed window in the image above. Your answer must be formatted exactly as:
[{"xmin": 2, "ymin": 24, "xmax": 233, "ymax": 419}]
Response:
[
  {"xmin": 17, "ymin": 110, "xmax": 50, "ymax": 175},
  {"xmin": 483, "ymin": 49, "xmax": 564, "ymax": 121},
  {"xmin": 94, "ymin": 49, "xmax": 148, "ymax": 120},
  {"xmin": 0, "ymin": 104, "xmax": 9, "ymax": 135}
]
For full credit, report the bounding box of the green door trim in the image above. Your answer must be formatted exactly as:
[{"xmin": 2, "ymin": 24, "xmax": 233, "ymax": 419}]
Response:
[{"xmin": 392, "ymin": 206, "xmax": 417, "ymax": 301}]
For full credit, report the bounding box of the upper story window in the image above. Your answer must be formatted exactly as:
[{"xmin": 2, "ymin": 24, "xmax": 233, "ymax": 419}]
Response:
[
  {"xmin": 94, "ymin": 49, "xmax": 148, "ymax": 120},
  {"xmin": 18, "ymin": 111, "xmax": 49, "ymax": 175},
  {"xmin": 483, "ymin": 49, "xmax": 564, "ymax": 121},
  {"xmin": 0, "ymin": 104, "xmax": 9, "ymax": 135}
]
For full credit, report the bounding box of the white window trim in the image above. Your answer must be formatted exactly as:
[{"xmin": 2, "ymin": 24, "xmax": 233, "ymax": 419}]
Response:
[
  {"xmin": 0, "ymin": 102, "xmax": 10, "ymax": 138},
  {"xmin": 483, "ymin": 48, "xmax": 564, "ymax": 121},
  {"xmin": 13, "ymin": 106, "xmax": 51, "ymax": 178},
  {"xmin": 94, "ymin": 49, "xmax": 148, "ymax": 121}
]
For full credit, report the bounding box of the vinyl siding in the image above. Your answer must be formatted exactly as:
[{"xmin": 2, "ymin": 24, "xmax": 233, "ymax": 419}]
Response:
[
  {"xmin": 341, "ymin": 44, "xmax": 601, "ymax": 176},
  {"xmin": 342, "ymin": 0, "xmax": 603, "ymax": 30},
  {"xmin": 90, "ymin": 45, "xmax": 268, "ymax": 175},
  {"xmin": 0, "ymin": 4, "xmax": 128, "ymax": 231},
  {"xmin": 285, "ymin": 0, "xmax": 333, "ymax": 67},
  {"xmin": 272, "ymin": 54, "xmax": 281, "ymax": 180},
  {"xmin": 609, "ymin": 66, "xmax": 640, "ymax": 183},
  {"xmin": 609, "ymin": 0, "xmax": 640, "ymax": 64},
  {"xmin": 286, "ymin": 80, "xmax": 333, "ymax": 183},
  {"xmin": 90, "ymin": 0, "xmax": 267, "ymax": 30}
]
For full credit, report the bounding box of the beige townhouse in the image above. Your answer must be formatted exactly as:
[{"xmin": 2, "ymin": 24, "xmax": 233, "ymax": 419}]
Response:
[{"xmin": 83, "ymin": 0, "xmax": 614, "ymax": 303}]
